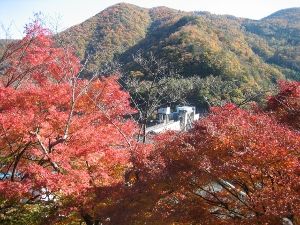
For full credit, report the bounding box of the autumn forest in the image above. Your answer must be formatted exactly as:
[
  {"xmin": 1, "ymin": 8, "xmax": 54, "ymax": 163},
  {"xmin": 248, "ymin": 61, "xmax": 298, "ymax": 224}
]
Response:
[{"xmin": 0, "ymin": 3, "xmax": 299, "ymax": 225}]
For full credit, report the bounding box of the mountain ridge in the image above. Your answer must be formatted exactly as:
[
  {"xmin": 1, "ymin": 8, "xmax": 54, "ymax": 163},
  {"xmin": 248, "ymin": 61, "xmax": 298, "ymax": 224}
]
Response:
[
  {"xmin": 56, "ymin": 3, "xmax": 299, "ymax": 74},
  {"xmin": 1, "ymin": 3, "xmax": 299, "ymax": 107},
  {"xmin": 53, "ymin": 3, "xmax": 300, "ymax": 106}
]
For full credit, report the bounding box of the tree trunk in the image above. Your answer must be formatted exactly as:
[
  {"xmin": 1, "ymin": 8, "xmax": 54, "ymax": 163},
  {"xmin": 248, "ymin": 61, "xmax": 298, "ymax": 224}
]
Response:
[
  {"xmin": 81, "ymin": 212, "xmax": 100, "ymax": 225},
  {"xmin": 142, "ymin": 123, "xmax": 146, "ymax": 143}
]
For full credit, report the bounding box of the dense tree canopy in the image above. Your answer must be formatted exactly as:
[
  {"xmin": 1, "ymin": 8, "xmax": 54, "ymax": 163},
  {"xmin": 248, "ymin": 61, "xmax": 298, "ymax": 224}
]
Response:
[
  {"xmin": 68, "ymin": 80, "xmax": 299, "ymax": 225},
  {"xmin": 0, "ymin": 23, "xmax": 140, "ymax": 225},
  {"xmin": 266, "ymin": 80, "xmax": 300, "ymax": 130},
  {"xmin": 151, "ymin": 108, "xmax": 298, "ymax": 223}
]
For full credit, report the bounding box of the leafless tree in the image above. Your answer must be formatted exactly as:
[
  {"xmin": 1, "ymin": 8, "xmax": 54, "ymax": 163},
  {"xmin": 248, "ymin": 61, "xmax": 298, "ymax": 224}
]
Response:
[{"xmin": 120, "ymin": 51, "xmax": 186, "ymax": 143}]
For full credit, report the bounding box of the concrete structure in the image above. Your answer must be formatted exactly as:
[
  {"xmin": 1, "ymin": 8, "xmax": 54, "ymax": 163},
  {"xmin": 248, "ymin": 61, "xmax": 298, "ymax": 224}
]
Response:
[
  {"xmin": 146, "ymin": 105, "xmax": 202, "ymax": 134},
  {"xmin": 145, "ymin": 120, "xmax": 181, "ymax": 134},
  {"xmin": 157, "ymin": 106, "xmax": 171, "ymax": 123}
]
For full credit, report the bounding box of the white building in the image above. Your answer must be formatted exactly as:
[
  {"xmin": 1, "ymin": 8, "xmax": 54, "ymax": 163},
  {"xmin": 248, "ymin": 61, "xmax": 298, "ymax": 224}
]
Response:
[{"xmin": 146, "ymin": 106, "xmax": 201, "ymax": 134}]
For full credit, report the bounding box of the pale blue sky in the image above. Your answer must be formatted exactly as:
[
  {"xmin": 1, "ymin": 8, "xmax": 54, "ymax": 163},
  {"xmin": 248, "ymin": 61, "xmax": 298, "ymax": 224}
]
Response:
[{"xmin": 0, "ymin": 0, "xmax": 300, "ymax": 39}]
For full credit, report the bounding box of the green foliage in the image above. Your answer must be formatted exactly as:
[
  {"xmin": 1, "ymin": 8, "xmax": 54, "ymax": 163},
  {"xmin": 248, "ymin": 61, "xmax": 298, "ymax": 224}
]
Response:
[
  {"xmin": 57, "ymin": 3, "xmax": 151, "ymax": 74},
  {"xmin": 243, "ymin": 8, "xmax": 300, "ymax": 79},
  {"xmin": 118, "ymin": 7, "xmax": 285, "ymax": 107},
  {"xmin": 0, "ymin": 200, "xmax": 56, "ymax": 225},
  {"xmin": 55, "ymin": 3, "xmax": 298, "ymax": 106}
]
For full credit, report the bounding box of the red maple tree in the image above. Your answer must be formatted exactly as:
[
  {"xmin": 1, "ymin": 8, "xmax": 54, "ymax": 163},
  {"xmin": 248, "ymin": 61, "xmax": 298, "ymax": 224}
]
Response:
[
  {"xmin": 0, "ymin": 23, "xmax": 139, "ymax": 224},
  {"xmin": 148, "ymin": 99, "xmax": 300, "ymax": 224},
  {"xmin": 266, "ymin": 80, "xmax": 300, "ymax": 130}
]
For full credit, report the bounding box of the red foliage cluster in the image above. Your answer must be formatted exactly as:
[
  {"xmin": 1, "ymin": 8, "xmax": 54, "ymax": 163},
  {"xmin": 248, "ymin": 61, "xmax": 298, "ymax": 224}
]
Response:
[
  {"xmin": 266, "ymin": 80, "xmax": 300, "ymax": 130},
  {"xmin": 0, "ymin": 23, "xmax": 139, "ymax": 222},
  {"xmin": 1, "ymin": 23, "xmax": 80, "ymax": 88},
  {"xmin": 150, "ymin": 100, "xmax": 300, "ymax": 224}
]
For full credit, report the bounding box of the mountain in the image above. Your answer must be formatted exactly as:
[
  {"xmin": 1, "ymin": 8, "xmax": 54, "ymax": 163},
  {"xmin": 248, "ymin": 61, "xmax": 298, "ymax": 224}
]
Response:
[
  {"xmin": 263, "ymin": 7, "xmax": 300, "ymax": 23},
  {"xmin": 58, "ymin": 3, "xmax": 151, "ymax": 73},
  {"xmin": 3, "ymin": 3, "xmax": 299, "ymax": 107},
  {"xmin": 54, "ymin": 4, "xmax": 300, "ymax": 106},
  {"xmin": 243, "ymin": 7, "xmax": 300, "ymax": 80},
  {"xmin": 57, "ymin": 4, "xmax": 299, "ymax": 76}
]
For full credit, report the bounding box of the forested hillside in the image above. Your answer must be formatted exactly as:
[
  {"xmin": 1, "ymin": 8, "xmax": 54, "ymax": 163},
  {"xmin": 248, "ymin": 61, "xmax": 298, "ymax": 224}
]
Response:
[
  {"xmin": 55, "ymin": 4, "xmax": 300, "ymax": 108},
  {"xmin": 58, "ymin": 3, "xmax": 151, "ymax": 73},
  {"xmin": 243, "ymin": 8, "xmax": 300, "ymax": 80}
]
